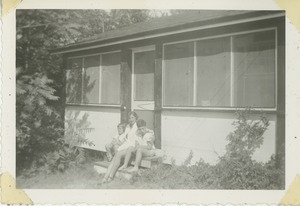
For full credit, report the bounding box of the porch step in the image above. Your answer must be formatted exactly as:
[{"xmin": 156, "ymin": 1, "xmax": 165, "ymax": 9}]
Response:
[
  {"xmin": 131, "ymin": 155, "xmax": 162, "ymax": 169},
  {"xmin": 94, "ymin": 156, "xmax": 162, "ymax": 180},
  {"xmin": 94, "ymin": 150, "xmax": 164, "ymax": 179},
  {"xmin": 94, "ymin": 161, "xmax": 134, "ymax": 180}
]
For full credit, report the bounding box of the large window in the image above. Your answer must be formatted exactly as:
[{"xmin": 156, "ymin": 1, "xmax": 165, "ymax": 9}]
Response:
[
  {"xmin": 101, "ymin": 52, "xmax": 121, "ymax": 104},
  {"xmin": 134, "ymin": 50, "xmax": 155, "ymax": 101},
  {"xmin": 164, "ymin": 42, "xmax": 194, "ymax": 106},
  {"xmin": 163, "ymin": 29, "xmax": 276, "ymax": 108},
  {"xmin": 196, "ymin": 37, "xmax": 231, "ymax": 107},
  {"xmin": 66, "ymin": 52, "xmax": 121, "ymax": 105},
  {"xmin": 83, "ymin": 55, "xmax": 100, "ymax": 104},
  {"xmin": 233, "ymin": 31, "xmax": 275, "ymax": 108},
  {"xmin": 66, "ymin": 58, "xmax": 82, "ymax": 104}
]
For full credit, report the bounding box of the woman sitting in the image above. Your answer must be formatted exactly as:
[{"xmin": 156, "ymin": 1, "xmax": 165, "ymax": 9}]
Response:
[
  {"xmin": 101, "ymin": 111, "xmax": 139, "ymax": 183},
  {"xmin": 119, "ymin": 119, "xmax": 155, "ymax": 172}
]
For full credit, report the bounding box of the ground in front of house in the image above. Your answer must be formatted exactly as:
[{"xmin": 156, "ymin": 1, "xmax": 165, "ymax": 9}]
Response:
[
  {"xmin": 16, "ymin": 154, "xmax": 284, "ymax": 189},
  {"xmin": 16, "ymin": 161, "xmax": 158, "ymax": 189}
]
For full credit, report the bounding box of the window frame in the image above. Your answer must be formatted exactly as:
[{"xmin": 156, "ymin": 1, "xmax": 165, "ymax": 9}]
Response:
[
  {"xmin": 66, "ymin": 50, "xmax": 122, "ymax": 107},
  {"xmin": 131, "ymin": 45, "xmax": 156, "ymax": 111},
  {"xmin": 162, "ymin": 27, "xmax": 278, "ymax": 111}
]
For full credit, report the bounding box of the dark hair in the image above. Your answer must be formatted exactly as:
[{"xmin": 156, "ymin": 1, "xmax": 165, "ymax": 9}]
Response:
[
  {"xmin": 136, "ymin": 119, "xmax": 146, "ymax": 128},
  {"xmin": 128, "ymin": 111, "xmax": 139, "ymax": 120},
  {"xmin": 117, "ymin": 123, "xmax": 126, "ymax": 130}
]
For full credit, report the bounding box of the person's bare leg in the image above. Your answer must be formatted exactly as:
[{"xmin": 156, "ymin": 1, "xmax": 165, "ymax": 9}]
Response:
[
  {"xmin": 105, "ymin": 144, "xmax": 113, "ymax": 161},
  {"xmin": 108, "ymin": 149, "xmax": 127, "ymax": 179},
  {"xmin": 128, "ymin": 148, "xmax": 155, "ymax": 172},
  {"xmin": 119, "ymin": 147, "xmax": 135, "ymax": 170},
  {"xmin": 128, "ymin": 148, "xmax": 143, "ymax": 172},
  {"xmin": 102, "ymin": 155, "xmax": 116, "ymax": 183}
]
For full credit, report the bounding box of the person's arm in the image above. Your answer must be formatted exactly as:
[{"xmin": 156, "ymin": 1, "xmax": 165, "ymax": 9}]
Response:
[
  {"xmin": 138, "ymin": 132, "xmax": 155, "ymax": 150},
  {"xmin": 111, "ymin": 134, "xmax": 118, "ymax": 144},
  {"xmin": 117, "ymin": 134, "xmax": 126, "ymax": 145},
  {"xmin": 123, "ymin": 125, "xmax": 130, "ymax": 137},
  {"xmin": 133, "ymin": 133, "xmax": 141, "ymax": 150}
]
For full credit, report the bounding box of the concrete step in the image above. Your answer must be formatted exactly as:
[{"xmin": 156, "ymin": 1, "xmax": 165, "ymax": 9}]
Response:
[
  {"xmin": 94, "ymin": 157, "xmax": 161, "ymax": 179},
  {"xmin": 132, "ymin": 155, "xmax": 162, "ymax": 168},
  {"xmin": 94, "ymin": 161, "xmax": 134, "ymax": 180},
  {"xmin": 94, "ymin": 151, "xmax": 164, "ymax": 180}
]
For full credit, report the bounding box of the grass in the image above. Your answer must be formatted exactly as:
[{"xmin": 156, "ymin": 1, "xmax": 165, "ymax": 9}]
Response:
[
  {"xmin": 16, "ymin": 148, "xmax": 284, "ymax": 190},
  {"xmin": 16, "ymin": 161, "xmax": 151, "ymax": 189},
  {"xmin": 16, "ymin": 158, "xmax": 284, "ymax": 190}
]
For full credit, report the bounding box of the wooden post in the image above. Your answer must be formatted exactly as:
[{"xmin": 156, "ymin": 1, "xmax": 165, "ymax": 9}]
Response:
[
  {"xmin": 275, "ymin": 18, "xmax": 285, "ymax": 182},
  {"xmin": 154, "ymin": 44, "xmax": 163, "ymax": 149},
  {"xmin": 62, "ymin": 54, "xmax": 68, "ymax": 130},
  {"xmin": 120, "ymin": 49, "xmax": 132, "ymax": 123}
]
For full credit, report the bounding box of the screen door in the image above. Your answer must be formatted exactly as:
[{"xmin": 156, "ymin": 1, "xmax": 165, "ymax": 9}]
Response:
[{"xmin": 132, "ymin": 47, "xmax": 155, "ymax": 130}]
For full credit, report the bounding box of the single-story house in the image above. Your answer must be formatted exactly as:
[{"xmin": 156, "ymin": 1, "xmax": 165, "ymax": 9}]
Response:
[{"xmin": 52, "ymin": 10, "xmax": 285, "ymax": 165}]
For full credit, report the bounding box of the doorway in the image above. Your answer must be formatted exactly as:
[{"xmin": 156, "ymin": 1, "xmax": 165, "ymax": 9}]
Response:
[{"xmin": 132, "ymin": 46, "xmax": 155, "ymax": 131}]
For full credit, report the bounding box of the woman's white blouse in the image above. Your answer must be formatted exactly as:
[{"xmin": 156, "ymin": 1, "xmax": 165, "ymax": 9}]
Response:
[{"xmin": 117, "ymin": 123, "xmax": 138, "ymax": 151}]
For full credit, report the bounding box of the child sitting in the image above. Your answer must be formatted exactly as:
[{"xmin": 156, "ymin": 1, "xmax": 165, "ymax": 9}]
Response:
[
  {"xmin": 118, "ymin": 119, "xmax": 155, "ymax": 171},
  {"xmin": 105, "ymin": 123, "xmax": 126, "ymax": 161}
]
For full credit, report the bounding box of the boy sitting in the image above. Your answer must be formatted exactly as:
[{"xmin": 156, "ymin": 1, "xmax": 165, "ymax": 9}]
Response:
[
  {"xmin": 119, "ymin": 119, "xmax": 155, "ymax": 172},
  {"xmin": 105, "ymin": 123, "xmax": 126, "ymax": 161}
]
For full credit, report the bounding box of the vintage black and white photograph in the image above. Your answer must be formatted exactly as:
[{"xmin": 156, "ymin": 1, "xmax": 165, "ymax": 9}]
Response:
[{"xmin": 15, "ymin": 9, "xmax": 286, "ymax": 190}]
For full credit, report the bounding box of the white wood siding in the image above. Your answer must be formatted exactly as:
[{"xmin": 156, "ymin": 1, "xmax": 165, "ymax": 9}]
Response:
[
  {"xmin": 161, "ymin": 111, "xmax": 276, "ymax": 165},
  {"xmin": 65, "ymin": 106, "xmax": 120, "ymax": 151}
]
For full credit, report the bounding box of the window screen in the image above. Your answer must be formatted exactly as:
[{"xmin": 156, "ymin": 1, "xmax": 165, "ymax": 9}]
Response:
[
  {"xmin": 233, "ymin": 30, "xmax": 275, "ymax": 108},
  {"xmin": 83, "ymin": 56, "xmax": 100, "ymax": 104},
  {"xmin": 164, "ymin": 42, "xmax": 194, "ymax": 106},
  {"xmin": 163, "ymin": 30, "xmax": 276, "ymax": 109},
  {"xmin": 196, "ymin": 37, "xmax": 231, "ymax": 107},
  {"xmin": 66, "ymin": 53, "xmax": 121, "ymax": 105},
  {"xmin": 101, "ymin": 52, "xmax": 121, "ymax": 104},
  {"xmin": 66, "ymin": 58, "xmax": 82, "ymax": 103},
  {"xmin": 134, "ymin": 51, "xmax": 155, "ymax": 101}
]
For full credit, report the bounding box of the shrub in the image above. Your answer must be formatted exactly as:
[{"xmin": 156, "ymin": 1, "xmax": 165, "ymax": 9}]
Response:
[
  {"xmin": 132, "ymin": 109, "xmax": 284, "ymax": 189},
  {"xmin": 211, "ymin": 109, "xmax": 279, "ymax": 189},
  {"xmin": 38, "ymin": 114, "xmax": 95, "ymax": 173},
  {"xmin": 134, "ymin": 161, "xmax": 198, "ymax": 189},
  {"xmin": 16, "ymin": 70, "xmax": 64, "ymax": 174},
  {"xmin": 226, "ymin": 109, "xmax": 269, "ymax": 158}
]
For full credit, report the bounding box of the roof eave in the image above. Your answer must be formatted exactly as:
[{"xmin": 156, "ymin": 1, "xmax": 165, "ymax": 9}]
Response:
[{"xmin": 51, "ymin": 10, "xmax": 284, "ymax": 55}]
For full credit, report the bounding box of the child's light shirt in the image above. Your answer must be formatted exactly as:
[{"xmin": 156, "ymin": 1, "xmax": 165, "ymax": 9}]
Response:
[
  {"xmin": 136, "ymin": 129, "xmax": 155, "ymax": 150},
  {"xmin": 112, "ymin": 133, "xmax": 126, "ymax": 145},
  {"xmin": 117, "ymin": 123, "xmax": 138, "ymax": 151}
]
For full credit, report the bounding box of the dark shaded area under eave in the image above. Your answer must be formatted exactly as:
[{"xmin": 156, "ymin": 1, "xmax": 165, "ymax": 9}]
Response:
[{"xmin": 51, "ymin": 10, "xmax": 284, "ymax": 54}]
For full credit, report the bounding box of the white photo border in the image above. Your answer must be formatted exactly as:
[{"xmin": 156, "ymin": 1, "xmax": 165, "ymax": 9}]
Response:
[{"xmin": 2, "ymin": 0, "xmax": 300, "ymax": 204}]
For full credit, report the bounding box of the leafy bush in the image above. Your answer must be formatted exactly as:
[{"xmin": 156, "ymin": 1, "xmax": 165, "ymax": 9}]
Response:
[
  {"xmin": 40, "ymin": 114, "xmax": 95, "ymax": 173},
  {"xmin": 42, "ymin": 140, "xmax": 87, "ymax": 173},
  {"xmin": 210, "ymin": 109, "xmax": 281, "ymax": 189},
  {"xmin": 133, "ymin": 109, "xmax": 284, "ymax": 189},
  {"xmin": 19, "ymin": 112, "xmax": 96, "ymax": 175},
  {"xmin": 226, "ymin": 109, "xmax": 269, "ymax": 158},
  {"xmin": 16, "ymin": 69, "xmax": 64, "ymax": 174}
]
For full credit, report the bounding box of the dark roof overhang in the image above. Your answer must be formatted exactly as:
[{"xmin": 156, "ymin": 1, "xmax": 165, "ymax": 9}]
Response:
[{"xmin": 51, "ymin": 10, "xmax": 284, "ymax": 55}]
